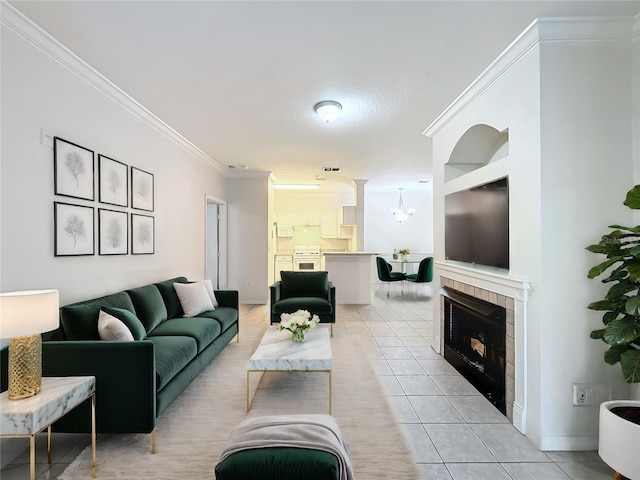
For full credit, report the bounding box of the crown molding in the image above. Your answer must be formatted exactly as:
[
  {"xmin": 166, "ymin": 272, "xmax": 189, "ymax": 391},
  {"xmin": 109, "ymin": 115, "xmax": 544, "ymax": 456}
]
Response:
[
  {"xmin": 423, "ymin": 16, "xmax": 637, "ymax": 138},
  {"xmin": 0, "ymin": 1, "xmax": 225, "ymax": 173}
]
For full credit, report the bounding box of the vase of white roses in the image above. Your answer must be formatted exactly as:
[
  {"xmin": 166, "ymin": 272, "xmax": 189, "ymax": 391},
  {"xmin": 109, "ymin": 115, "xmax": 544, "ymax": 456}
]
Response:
[{"xmin": 278, "ymin": 309, "xmax": 320, "ymax": 342}]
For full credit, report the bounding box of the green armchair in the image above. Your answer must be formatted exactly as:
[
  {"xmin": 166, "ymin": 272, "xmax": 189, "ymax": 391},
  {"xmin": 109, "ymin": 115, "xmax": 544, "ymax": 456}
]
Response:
[{"xmin": 270, "ymin": 271, "xmax": 336, "ymax": 336}]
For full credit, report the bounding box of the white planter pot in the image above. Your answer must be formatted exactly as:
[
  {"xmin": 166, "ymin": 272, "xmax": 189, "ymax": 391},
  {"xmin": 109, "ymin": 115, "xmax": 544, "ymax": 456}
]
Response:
[{"xmin": 599, "ymin": 400, "xmax": 640, "ymax": 479}]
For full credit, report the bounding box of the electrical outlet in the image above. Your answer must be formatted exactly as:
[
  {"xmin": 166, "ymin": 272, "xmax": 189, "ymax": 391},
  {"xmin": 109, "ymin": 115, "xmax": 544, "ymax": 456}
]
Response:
[{"xmin": 573, "ymin": 384, "xmax": 594, "ymax": 406}]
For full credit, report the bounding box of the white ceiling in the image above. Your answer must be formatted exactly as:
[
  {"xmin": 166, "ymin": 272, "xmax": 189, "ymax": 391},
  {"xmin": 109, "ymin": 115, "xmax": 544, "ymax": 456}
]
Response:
[{"xmin": 10, "ymin": 0, "xmax": 640, "ymax": 193}]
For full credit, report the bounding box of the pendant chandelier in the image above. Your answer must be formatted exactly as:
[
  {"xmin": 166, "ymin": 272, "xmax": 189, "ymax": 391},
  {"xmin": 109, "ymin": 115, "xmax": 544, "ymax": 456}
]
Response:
[{"xmin": 391, "ymin": 188, "xmax": 416, "ymax": 223}]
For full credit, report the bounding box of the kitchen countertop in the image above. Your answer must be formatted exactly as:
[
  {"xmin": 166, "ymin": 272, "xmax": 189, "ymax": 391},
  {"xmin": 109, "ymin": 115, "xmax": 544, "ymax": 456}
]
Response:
[{"xmin": 323, "ymin": 252, "xmax": 379, "ymax": 256}]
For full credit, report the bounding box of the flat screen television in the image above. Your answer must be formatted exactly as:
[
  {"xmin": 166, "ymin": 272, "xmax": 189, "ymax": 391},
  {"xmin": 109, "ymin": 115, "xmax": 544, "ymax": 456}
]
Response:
[{"xmin": 444, "ymin": 177, "xmax": 509, "ymax": 269}]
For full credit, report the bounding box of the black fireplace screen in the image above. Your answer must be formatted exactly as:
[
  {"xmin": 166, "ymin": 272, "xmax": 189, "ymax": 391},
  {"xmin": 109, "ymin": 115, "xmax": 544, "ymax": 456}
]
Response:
[{"xmin": 442, "ymin": 287, "xmax": 506, "ymax": 414}]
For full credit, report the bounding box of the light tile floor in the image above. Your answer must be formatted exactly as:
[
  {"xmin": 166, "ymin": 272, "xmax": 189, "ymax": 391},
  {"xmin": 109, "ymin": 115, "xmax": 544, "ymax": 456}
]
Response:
[
  {"xmin": 0, "ymin": 284, "xmax": 615, "ymax": 479},
  {"xmin": 344, "ymin": 285, "xmax": 615, "ymax": 480}
]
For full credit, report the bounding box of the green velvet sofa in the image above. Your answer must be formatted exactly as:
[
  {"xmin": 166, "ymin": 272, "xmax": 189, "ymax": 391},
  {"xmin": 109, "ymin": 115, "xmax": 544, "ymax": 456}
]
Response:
[{"xmin": 1, "ymin": 276, "xmax": 239, "ymax": 452}]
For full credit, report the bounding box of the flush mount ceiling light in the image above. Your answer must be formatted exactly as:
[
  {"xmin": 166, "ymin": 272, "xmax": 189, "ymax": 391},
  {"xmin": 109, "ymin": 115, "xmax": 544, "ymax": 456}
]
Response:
[
  {"xmin": 273, "ymin": 184, "xmax": 320, "ymax": 190},
  {"xmin": 391, "ymin": 188, "xmax": 416, "ymax": 223},
  {"xmin": 314, "ymin": 101, "xmax": 342, "ymax": 123}
]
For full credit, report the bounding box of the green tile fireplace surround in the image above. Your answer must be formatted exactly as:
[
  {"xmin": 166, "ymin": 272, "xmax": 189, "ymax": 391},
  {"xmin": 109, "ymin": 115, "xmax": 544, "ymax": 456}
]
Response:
[{"xmin": 0, "ymin": 276, "xmax": 239, "ymax": 451}]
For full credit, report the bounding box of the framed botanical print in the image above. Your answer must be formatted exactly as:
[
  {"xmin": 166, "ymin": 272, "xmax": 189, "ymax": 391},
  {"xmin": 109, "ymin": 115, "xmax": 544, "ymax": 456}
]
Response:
[
  {"xmin": 54, "ymin": 202, "xmax": 95, "ymax": 256},
  {"xmin": 99, "ymin": 209, "xmax": 128, "ymax": 255},
  {"xmin": 131, "ymin": 213, "xmax": 154, "ymax": 254},
  {"xmin": 131, "ymin": 167, "xmax": 154, "ymax": 211},
  {"xmin": 99, "ymin": 155, "xmax": 128, "ymax": 207},
  {"xmin": 54, "ymin": 137, "xmax": 95, "ymax": 201}
]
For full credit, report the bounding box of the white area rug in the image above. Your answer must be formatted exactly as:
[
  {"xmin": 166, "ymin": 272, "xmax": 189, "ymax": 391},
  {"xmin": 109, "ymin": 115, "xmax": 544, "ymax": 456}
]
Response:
[{"xmin": 60, "ymin": 317, "xmax": 419, "ymax": 479}]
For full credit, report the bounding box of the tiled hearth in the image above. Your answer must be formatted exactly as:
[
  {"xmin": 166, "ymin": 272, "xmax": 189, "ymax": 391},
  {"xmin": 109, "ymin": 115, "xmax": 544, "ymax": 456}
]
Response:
[
  {"xmin": 435, "ymin": 262, "xmax": 530, "ymax": 433},
  {"xmin": 439, "ymin": 276, "xmax": 515, "ymax": 422}
]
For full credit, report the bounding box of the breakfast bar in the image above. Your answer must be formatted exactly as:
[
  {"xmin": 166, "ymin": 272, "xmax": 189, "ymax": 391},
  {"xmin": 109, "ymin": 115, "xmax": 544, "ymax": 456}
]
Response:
[{"xmin": 323, "ymin": 252, "xmax": 378, "ymax": 304}]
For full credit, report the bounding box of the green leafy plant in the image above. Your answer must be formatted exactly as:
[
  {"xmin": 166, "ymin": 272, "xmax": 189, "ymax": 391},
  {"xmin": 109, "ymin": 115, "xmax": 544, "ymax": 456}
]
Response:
[
  {"xmin": 587, "ymin": 185, "xmax": 640, "ymax": 383},
  {"xmin": 398, "ymin": 248, "xmax": 410, "ymax": 256}
]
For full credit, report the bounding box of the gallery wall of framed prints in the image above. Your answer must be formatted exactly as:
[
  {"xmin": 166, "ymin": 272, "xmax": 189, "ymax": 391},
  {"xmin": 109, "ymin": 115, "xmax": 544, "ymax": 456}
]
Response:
[{"xmin": 53, "ymin": 136, "xmax": 155, "ymax": 257}]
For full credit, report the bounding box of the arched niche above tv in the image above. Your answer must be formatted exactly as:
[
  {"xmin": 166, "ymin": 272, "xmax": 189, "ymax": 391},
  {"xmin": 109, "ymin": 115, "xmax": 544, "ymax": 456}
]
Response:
[{"xmin": 445, "ymin": 124, "xmax": 509, "ymax": 182}]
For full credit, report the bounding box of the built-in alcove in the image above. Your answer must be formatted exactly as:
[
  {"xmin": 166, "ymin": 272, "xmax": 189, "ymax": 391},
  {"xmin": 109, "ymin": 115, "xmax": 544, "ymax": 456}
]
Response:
[{"xmin": 445, "ymin": 124, "xmax": 509, "ymax": 182}]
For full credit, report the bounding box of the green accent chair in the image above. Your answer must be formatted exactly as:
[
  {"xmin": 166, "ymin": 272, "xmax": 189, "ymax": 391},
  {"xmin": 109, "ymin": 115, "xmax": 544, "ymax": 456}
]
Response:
[
  {"xmin": 406, "ymin": 257, "xmax": 434, "ymax": 295},
  {"xmin": 270, "ymin": 271, "xmax": 336, "ymax": 336},
  {"xmin": 406, "ymin": 257, "xmax": 434, "ymax": 283},
  {"xmin": 375, "ymin": 256, "xmax": 406, "ymax": 297}
]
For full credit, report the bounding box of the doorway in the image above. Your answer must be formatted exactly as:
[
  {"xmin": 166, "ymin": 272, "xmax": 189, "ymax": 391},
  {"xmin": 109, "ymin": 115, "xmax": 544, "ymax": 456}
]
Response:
[{"xmin": 205, "ymin": 195, "xmax": 227, "ymax": 288}]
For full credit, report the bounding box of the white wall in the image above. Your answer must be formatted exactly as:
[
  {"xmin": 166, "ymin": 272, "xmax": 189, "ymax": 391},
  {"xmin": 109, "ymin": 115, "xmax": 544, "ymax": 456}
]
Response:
[
  {"xmin": 364, "ymin": 187, "xmax": 433, "ymax": 257},
  {"xmin": 426, "ymin": 17, "xmax": 637, "ymax": 450},
  {"xmin": 0, "ymin": 9, "xmax": 227, "ymax": 305},
  {"xmin": 227, "ymin": 175, "xmax": 270, "ymax": 304}
]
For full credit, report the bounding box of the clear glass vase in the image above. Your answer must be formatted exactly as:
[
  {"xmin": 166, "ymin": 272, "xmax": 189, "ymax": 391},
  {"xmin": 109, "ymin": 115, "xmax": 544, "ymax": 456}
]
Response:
[{"xmin": 291, "ymin": 329, "xmax": 306, "ymax": 343}]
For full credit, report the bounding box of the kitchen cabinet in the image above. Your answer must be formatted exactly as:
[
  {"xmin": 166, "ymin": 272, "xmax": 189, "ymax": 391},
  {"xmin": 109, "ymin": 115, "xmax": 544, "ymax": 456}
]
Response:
[
  {"xmin": 278, "ymin": 212, "xmax": 320, "ymax": 226},
  {"xmin": 274, "ymin": 255, "xmax": 293, "ymax": 282},
  {"xmin": 338, "ymin": 206, "xmax": 356, "ymax": 226},
  {"xmin": 320, "ymin": 213, "xmax": 338, "ymax": 238},
  {"xmin": 277, "ymin": 213, "xmax": 295, "ymax": 227}
]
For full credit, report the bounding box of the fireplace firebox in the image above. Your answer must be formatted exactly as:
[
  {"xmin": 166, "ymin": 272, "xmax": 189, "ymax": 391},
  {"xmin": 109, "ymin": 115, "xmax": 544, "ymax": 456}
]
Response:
[{"xmin": 442, "ymin": 287, "xmax": 506, "ymax": 414}]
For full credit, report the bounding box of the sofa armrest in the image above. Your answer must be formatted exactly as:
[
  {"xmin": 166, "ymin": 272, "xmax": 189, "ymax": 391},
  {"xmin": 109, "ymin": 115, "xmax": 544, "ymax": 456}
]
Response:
[
  {"xmin": 328, "ymin": 281, "xmax": 336, "ymax": 304},
  {"xmin": 270, "ymin": 281, "xmax": 283, "ymax": 303},
  {"xmin": 42, "ymin": 340, "xmax": 156, "ymax": 434},
  {"xmin": 214, "ymin": 290, "xmax": 239, "ymax": 310}
]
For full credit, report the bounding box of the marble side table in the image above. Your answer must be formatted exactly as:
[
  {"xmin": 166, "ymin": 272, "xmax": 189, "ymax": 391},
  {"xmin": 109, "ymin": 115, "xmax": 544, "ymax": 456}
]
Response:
[
  {"xmin": 247, "ymin": 326, "xmax": 332, "ymax": 413},
  {"xmin": 1, "ymin": 376, "xmax": 96, "ymax": 480}
]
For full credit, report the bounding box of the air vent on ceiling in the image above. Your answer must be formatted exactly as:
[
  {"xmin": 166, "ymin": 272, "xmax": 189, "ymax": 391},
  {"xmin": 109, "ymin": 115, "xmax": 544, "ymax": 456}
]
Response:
[{"xmin": 323, "ymin": 167, "xmax": 340, "ymax": 172}]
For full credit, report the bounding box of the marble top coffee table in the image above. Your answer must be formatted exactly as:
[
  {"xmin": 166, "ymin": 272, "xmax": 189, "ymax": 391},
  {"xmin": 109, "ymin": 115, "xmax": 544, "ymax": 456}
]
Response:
[{"xmin": 246, "ymin": 325, "xmax": 332, "ymax": 413}]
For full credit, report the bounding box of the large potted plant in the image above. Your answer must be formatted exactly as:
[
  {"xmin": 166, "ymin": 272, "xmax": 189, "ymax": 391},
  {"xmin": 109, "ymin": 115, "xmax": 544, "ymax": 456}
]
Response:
[{"xmin": 587, "ymin": 184, "xmax": 640, "ymax": 480}]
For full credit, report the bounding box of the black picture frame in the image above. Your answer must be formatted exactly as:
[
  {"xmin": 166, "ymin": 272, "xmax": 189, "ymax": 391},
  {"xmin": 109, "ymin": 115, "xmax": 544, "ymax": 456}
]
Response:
[
  {"xmin": 99, "ymin": 155, "xmax": 128, "ymax": 207},
  {"xmin": 98, "ymin": 209, "xmax": 128, "ymax": 255},
  {"xmin": 131, "ymin": 213, "xmax": 154, "ymax": 254},
  {"xmin": 131, "ymin": 167, "xmax": 154, "ymax": 211},
  {"xmin": 54, "ymin": 201, "xmax": 95, "ymax": 256},
  {"xmin": 54, "ymin": 137, "xmax": 95, "ymax": 201}
]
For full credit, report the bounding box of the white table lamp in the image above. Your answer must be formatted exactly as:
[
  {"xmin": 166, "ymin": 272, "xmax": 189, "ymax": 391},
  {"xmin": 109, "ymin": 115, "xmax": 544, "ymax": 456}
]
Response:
[{"xmin": 0, "ymin": 290, "xmax": 59, "ymax": 400}]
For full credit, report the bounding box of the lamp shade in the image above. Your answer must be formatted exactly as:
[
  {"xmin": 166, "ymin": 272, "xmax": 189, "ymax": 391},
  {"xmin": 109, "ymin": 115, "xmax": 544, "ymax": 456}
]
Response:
[
  {"xmin": 314, "ymin": 101, "xmax": 342, "ymax": 123},
  {"xmin": 0, "ymin": 290, "xmax": 59, "ymax": 339}
]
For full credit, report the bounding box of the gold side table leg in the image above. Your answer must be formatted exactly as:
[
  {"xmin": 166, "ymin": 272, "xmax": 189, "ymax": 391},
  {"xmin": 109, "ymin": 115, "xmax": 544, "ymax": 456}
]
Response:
[
  {"xmin": 47, "ymin": 425, "xmax": 52, "ymax": 465},
  {"xmin": 329, "ymin": 371, "xmax": 332, "ymax": 414},
  {"xmin": 91, "ymin": 392, "xmax": 96, "ymax": 478},
  {"xmin": 29, "ymin": 434, "xmax": 35, "ymax": 480},
  {"xmin": 246, "ymin": 371, "xmax": 250, "ymax": 412}
]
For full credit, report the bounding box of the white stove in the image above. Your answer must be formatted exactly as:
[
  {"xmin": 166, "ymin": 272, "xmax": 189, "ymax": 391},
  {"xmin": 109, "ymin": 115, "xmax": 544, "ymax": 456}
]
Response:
[{"xmin": 293, "ymin": 245, "xmax": 321, "ymax": 271}]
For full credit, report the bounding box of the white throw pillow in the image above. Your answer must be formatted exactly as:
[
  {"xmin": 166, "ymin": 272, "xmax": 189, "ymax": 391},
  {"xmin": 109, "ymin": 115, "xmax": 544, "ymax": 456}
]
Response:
[
  {"xmin": 202, "ymin": 279, "xmax": 219, "ymax": 307},
  {"xmin": 174, "ymin": 281, "xmax": 214, "ymax": 317},
  {"xmin": 97, "ymin": 310, "xmax": 134, "ymax": 341}
]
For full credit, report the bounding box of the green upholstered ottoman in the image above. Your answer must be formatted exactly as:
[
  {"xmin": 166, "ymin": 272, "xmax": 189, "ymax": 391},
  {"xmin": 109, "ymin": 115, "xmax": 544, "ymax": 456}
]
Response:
[{"xmin": 215, "ymin": 414, "xmax": 352, "ymax": 480}]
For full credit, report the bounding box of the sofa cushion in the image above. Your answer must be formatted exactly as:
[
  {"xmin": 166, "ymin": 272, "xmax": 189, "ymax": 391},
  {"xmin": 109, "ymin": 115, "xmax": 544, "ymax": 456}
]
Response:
[
  {"xmin": 272, "ymin": 297, "xmax": 333, "ymax": 316},
  {"xmin": 97, "ymin": 310, "xmax": 134, "ymax": 341},
  {"xmin": 60, "ymin": 291, "xmax": 136, "ymax": 341},
  {"xmin": 145, "ymin": 335, "xmax": 198, "ymax": 390},
  {"xmin": 102, "ymin": 306, "xmax": 147, "ymax": 341},
  {"xmin": 147, "ymin": 318, "xmax": 221, "ymax": 352},
  {"xmin": 202, "ymin": 279, "xmax": 219, "ymax": 307},
  {"xmin": 154, "ymin": 277, "xmax": 189, "ymax": 319},
  {"xmin": 280, "ymin": 271, "xmax": 329, "ymax": 299},
  {"xmin": 196, "ymin": 307, "xmax": 238, "ymax": 333},
  {"xmin": 126, "ymin": 285, "xmax": 168, "ymax": 333},
  {"xmin": 174, "ymin": 282, "xmax": 214, "ymax": 317}
]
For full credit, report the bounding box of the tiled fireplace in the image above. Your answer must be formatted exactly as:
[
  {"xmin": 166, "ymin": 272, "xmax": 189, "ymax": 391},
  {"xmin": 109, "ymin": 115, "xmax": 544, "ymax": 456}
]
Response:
[{"xmin": 436, "ymin": 262, "xmax": 530, "ymax": 432}]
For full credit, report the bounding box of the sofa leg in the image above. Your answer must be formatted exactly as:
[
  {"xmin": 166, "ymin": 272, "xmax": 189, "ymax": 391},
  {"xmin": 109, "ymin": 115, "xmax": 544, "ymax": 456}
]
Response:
[{"xmin": 151, "ymin": 428, "xmax": 156, "ymax": 454}]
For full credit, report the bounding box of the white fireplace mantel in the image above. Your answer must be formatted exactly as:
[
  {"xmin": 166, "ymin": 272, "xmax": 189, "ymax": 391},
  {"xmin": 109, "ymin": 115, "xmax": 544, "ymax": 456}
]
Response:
[{"xmin": 436, "ymin": 261, "xmax": 531, "ymax": 301}]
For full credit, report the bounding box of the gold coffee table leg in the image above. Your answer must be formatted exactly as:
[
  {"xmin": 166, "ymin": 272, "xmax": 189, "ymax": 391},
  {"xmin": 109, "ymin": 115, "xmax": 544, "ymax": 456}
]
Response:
[
  {"xmin": 328, "ymin": 371, "xmax": 332, "ymax": 414},
  {"xmin": 91, "ymin": 392, "xmax": 96, "ymax": 477}
]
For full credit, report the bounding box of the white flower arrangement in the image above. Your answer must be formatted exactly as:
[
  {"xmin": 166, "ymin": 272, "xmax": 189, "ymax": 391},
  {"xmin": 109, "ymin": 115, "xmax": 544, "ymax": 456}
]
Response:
[{"xmin": 278, "ymin": 309, "xmax": 320, "ymax": 335}]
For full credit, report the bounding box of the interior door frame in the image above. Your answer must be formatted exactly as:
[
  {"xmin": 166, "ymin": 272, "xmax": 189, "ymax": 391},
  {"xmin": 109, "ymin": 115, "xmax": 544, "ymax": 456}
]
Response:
[{"xmin": 205, "ymin": 194, "xmax": 227, "ymax": 288}]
